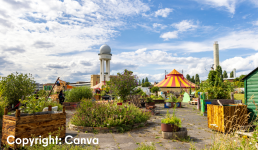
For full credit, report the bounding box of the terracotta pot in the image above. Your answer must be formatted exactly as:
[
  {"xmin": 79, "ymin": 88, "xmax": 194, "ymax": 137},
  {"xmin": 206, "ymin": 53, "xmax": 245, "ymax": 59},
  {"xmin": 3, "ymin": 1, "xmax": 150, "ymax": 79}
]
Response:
[
  {"xmin": 117, "ymin": 103, "xmax": 122, "ymax": 105},
  {"xmin": 161, "ymin": 123, "xmax": 179, "ymax": 132}
]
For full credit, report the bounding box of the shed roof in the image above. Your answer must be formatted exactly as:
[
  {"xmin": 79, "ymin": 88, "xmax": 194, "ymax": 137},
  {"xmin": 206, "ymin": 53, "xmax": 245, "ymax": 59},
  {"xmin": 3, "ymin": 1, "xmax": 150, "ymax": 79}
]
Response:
[{"xmin": 242, "ymin": 67, "xmax": 258, "ymax": 81}]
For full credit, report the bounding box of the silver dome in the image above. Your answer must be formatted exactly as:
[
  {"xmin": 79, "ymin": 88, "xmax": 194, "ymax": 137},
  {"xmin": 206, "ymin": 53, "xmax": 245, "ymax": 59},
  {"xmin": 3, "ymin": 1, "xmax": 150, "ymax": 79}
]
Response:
[{"xmin": 99, "ymin": 44, "xmax": 111, "ymax": 54}]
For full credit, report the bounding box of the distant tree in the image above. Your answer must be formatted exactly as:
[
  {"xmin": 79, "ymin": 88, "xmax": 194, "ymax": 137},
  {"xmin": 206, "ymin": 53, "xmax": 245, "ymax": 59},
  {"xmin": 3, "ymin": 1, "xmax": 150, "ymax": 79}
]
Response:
[
  {"xmin": 223, "ymin": 70, "xmax": 228, "ymax": 78},
  {"xmin": 142, "ymin": 78, "xmax": 145, "ymax": 84},
  {"xmin": 145, "ymin": 77, "xmax": 149, "ymax": 83},
  {"xmin": 186, "ymin": 74, "xmax": 191, "ymax": 81},
  {"xmin": 230, "ymin": 71, "xmax": 234, "ymax": 78},
  {"xmin": 191, "ymin": 76, "xmax": 195, "ymax": 83},
  {"xmin": 195, "ymin": 74, "xmax": 200, "ymax": 84},
  {"xmin": 216, "ymin": 65, "xmax": 223, "ymax": 81},
  {"xmin": 139, "ymin": 80, "xmax": 141, "ymax": 86},
  {"xmin": 0, "ymin": 72, "xmax": 36, "ymax": 106},
  {"xmin": 151, "ymin": 86, "xmax": 160, "ymax": 96},
  {"xmin": 142, "ymin": 82, "xmax": 151, "ymax": 87}
]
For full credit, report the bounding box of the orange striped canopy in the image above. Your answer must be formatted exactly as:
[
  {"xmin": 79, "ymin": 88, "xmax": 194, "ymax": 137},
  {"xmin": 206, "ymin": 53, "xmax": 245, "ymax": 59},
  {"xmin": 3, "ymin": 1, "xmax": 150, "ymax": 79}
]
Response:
[{"xmin": 155, "ymin": 69, "xmax": 197, "ymax": 88}]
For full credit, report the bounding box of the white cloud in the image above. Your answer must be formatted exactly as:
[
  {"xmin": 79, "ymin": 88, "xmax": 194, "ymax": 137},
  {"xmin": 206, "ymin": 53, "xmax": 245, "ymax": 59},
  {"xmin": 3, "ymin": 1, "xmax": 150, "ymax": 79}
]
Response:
[
  {"xmin": 153, "ymin": 23, "xmax": 167, "ymax": 29},
  {"xmin": 253, "ymin": 21, "xmax": 258, "ymax": 26},
  {"xmin": 154, "ymin": 8, "xmax": 173, "ymax": 17},
  {"xmin": 0, "ymin": 0, "xmax": 150, "ymax": 83},
  {"xmin": 193, "ymin": 0, "xmax": 238, "ymax": 14},
  {"xmin": 172, "ymin": 20, "xmax": 198, "ymax": 32},
  {"xmin": 160, "ymin": 31, "xmax": 178, "ymax": 40}
]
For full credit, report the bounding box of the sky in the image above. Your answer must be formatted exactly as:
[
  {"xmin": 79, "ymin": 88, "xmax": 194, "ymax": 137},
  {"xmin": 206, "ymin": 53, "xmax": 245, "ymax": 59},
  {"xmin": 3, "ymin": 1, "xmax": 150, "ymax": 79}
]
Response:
[{"xmin": 1, "ymin": 0, "xmax": 258, "ymax": 84}]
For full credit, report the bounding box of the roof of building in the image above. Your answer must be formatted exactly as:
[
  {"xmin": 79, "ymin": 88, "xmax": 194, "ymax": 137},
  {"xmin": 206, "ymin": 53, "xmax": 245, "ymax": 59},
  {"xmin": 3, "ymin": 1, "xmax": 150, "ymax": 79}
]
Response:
[
  {"xmin": 242, "ymin": 67, "xmax": 258, "ymax": 81},
  {"xmin": 155, "ymin": 69, "xmax": 197, "ymax": 88}
]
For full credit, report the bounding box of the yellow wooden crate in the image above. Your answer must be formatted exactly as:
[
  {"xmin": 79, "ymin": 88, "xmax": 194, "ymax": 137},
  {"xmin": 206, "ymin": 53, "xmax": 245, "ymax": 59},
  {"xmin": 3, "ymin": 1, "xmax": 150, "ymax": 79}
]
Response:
[{"xmin": 207, "ymin": 104, "xmax": 248, "ymax": 133}]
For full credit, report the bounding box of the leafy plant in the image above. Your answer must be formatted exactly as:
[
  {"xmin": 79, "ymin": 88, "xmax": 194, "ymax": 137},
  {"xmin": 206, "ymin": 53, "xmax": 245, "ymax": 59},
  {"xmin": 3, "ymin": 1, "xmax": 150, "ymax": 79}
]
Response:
[
  {"xmin": 151, "ymin": 86, "xmax": 160, "ymax": 96},
  {"xmin": 64, "ymin": 86, "xmax": 93, "ymax": 102},
  {"xmin": 146, "ymin": 97, "xmax": 153, "ymax": 103},
  {"xmin": 71, "ymin": 99, "xmax": 151, "ymax": 130},
  {"xmin": 136, "ymin": 142, "xmax": 155, "ymax": 150},
  {"xmin": 161, "ymin": 109, "xmax": 181, "ymax": 127},
  {"xmin": 0, "ymin": 72, "xmax": 36, "ymax": 106},
  {"xmin": 109, "ymin": 69, "xmax": 138, "ymax": 101}
]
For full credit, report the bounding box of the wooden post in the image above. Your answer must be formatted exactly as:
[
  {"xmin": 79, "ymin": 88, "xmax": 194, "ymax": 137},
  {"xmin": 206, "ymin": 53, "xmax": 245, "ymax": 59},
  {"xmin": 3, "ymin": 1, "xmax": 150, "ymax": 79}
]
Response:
[
  {"xmin": 4, "ymin": 107, "xmax": 8, "ymax": 115},
  {"xmin": 15, "ymin": 109, "xmax": 20, "ymax": 118},
  {"xmin": 63, "ymin": 106, "xmax": 65, "ymax": 113},
  {"xmin": 231, "ymin": 92, "xmax": 234, "ymax": 100},
  {"xmin": 48, "ymin": 105, "xmax": 52, "ymax": 111}
]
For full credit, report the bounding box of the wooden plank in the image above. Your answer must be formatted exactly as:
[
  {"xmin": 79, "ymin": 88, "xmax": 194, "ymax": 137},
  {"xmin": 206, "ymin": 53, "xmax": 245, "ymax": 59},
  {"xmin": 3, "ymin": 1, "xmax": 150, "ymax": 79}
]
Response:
[{"xmin": 3, "ymin": 115, "xmax": 16, "ymax": 121}]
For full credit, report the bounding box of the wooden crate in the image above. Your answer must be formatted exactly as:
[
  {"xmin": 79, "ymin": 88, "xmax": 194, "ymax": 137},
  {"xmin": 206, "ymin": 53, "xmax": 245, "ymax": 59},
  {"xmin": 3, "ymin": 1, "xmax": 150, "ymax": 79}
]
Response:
[
  {"xmin": 207, "ymin": 104, "xmax": 248, "ymax": 133},
  {"xmin": 1, "ymin": 107, "xmax": 66, "ymax": 149}
]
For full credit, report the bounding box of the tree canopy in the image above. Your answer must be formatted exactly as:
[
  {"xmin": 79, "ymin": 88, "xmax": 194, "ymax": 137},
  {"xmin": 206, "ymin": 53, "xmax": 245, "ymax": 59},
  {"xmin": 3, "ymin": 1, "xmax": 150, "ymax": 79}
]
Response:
[
  {"xmin": 230, "ymin": 71, "xmax": 234, "ymax": 78},
  {"xmin": 0, "ymin": 72, "xmax": 36, "ymax": 105},
  {"xmin": 223, "ymin": 70, "xmax": 228, "ymax": 78}
]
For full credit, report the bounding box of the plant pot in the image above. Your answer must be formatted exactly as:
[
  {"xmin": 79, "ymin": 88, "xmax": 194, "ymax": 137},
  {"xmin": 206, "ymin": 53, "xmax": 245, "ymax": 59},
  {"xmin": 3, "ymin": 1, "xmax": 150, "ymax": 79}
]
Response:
[
  {"xmin": 164, "ymin": 102, "xmax": 171, "ymax": 108},
  {"xmin": 154, "ymin": 100, "xmax": 164, "ymax": 104},
  {"xmin": 141, "ymin": 102, "xmax": 145, "ymax": 107},
  {"xmin": 176, "ymin": 102, "xmax": 181, "ymax": 108},
  {"xmin": 117, "ymin": 103, "xmax": 122, "ymax": 105},
  {"xmin": 161, "ymin": 123, "xmax": 179, "ymax": 132},
  {"xmin": 94, "ymin": 95, "xmax": 100, "ymax": 100}
]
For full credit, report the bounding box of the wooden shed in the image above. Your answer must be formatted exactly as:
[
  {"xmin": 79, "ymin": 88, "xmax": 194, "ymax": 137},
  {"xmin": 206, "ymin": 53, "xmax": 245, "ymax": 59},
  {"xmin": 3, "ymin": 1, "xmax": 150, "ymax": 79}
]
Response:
[{"xmin": 242, "ymin": 67, "xmax": 258, "ymax": 121}]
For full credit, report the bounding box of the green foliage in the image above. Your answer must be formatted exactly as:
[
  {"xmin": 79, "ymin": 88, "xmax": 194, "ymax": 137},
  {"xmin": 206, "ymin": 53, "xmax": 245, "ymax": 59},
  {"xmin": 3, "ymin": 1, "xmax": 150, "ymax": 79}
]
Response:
[
  {"xmin": 110, "ymin": 69, "xmax": 138, "ymax": 100},
  {"xmin": 133, "ymin": 88, "xmax": 144, "ymax": 95},
  {"xmin": 71, "ymin": 100, "xmax": 151, "ymax": 129},
  {"xmin": 142, "ymin": 78, "xmax": 145, "ymax": 84},
  {"xmin": 230, "ymin": 71, "xmax": 234, "ymax": 78},
  {"xmin": 0, "ymin": 72, "xmax": 36, "ymax": 105},
  {"xmin": 186, "ymin": 74, "xmax": 191, "ymax": 81},
  {"xmin": 216, "ymin": 65, "xmax": 223, "ymax": 81},
  {"xmin": 142, "ymin": 82, "xmax": 151, "ymax": 87},
  {"xmin": 139, "ymin": 80, "xmax": 141, "ymax": 86},
  {"xmin": 141, "ymin": 92, "xmax": 147, "ymax": 97},
  {"xmin": 146, "ymin": 97, "xmax": 154, "ymax": 103},
  {"xmin": 165, "ymin": 96, "xmax": 178, "ymax": 102},
  {"xmin": 38, "ymin": 89, "xmax": 48, "ymax": 97},
  {"xmin": 191, "ymin": 76, "xmax": 195, "ymax": 83},
  {"xmin": 195, "ymin": 74, "xmax": 200, "ymax": 84},
  {"xmin": 161, "ymin": 109, "xmax": 181, "ymax": 127},
  {"xmin": 19, "ymin": 95, "xmax": 62, "ymax": 114},
  {"xmin": 223, "ymin": 70, "xmax": 228, "ymax": 78},
  {"xmin": 145, "ymin": 77, "xmax": 149, "ymax": 83},
  {"xmin": 233, "ymin": 75, "xmax": 245, "ymax": 88},
  {"xmin": 64, "ymin": 86, "xmax": 93, "ymax": 102},
  {"xmin": 150, "ymin": 86, "xmax": 160, "ymax": 96}
]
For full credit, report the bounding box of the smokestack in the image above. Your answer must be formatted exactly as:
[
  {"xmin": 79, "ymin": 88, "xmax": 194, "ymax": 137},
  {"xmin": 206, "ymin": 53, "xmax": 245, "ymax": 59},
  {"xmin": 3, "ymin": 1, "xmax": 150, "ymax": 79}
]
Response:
[
  {"xmin": 233, "ymin": 68, "xmax": 236, "ymax": 78},
  {"xmin": 213, "ymin": 41, "xmax": 219, "ymax": 70}
]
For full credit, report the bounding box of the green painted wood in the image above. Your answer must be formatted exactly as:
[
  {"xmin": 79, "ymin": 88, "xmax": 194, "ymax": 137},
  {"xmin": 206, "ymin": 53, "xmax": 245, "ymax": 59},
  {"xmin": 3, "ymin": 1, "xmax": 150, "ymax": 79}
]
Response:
[
  {"xmin": 246, "ymin": 68, "xmax": 258, "ymax": 122},
  {"xmin": 245, "ymin": 80, "xmax": 247, "ymax": 105}
]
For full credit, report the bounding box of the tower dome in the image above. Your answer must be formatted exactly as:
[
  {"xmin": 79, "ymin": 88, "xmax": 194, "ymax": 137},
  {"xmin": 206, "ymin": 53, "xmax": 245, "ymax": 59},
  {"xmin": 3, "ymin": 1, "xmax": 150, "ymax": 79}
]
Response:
[{"xmin": 99, "ymin": 44, "xmax": 111, "ymax": 54}]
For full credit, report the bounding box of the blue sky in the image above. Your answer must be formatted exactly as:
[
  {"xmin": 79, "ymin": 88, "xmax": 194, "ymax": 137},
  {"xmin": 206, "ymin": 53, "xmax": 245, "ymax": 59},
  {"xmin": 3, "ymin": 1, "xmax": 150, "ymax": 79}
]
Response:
[{"xmin": 0, "ymin": 0, "xmax": 258, "ymax": 84}]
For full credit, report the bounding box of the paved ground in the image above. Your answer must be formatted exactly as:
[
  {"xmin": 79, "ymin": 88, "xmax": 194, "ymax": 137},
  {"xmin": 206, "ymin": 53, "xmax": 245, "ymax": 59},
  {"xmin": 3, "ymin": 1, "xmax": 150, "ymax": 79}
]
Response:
[{"xmin": 66, "ymin": 103, "xmax": 217, "ymax": 150}]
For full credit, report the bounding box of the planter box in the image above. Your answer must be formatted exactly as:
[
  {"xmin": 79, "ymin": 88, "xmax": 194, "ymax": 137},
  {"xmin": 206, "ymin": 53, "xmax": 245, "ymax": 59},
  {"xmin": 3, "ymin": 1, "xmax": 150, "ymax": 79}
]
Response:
[
  {"xmin": 145, "ymin": 102, "xmax": 155, "ymax": 107},
  {"xmin": 164, "ymin": 102, "xmax": 176, "ymax": 108},
  {"xmin": 94, "ymin": 95, "xmax": 101, "ymax": 100},
  {"xmin": 175, "ymin": 102, "xmax": 182, "ymax": 108},
  {"xmin": 63, "ymin": 102, "xmax": 80, "ymax": 110},
  {"xmin": 161, "ymin": 123, "xmax": 179, "ymax": 132},
  {"xmin": 1, "ymin": 107, "xmax": 66, "ymax": 149},
  {"xmin": 154, "ymin": 100, "xmax": 165, "ymax": 104},
  {"xmin": 207, "ymin": 104, "xmax": 248, "ymax": 133}
]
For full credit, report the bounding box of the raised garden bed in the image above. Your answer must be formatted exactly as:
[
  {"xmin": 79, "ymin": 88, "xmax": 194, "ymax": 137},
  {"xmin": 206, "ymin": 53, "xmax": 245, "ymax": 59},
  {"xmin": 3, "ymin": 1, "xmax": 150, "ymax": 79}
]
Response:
[
  {"xmin": 164, "ymin": 102, "xmax": 182, "ymax": 108},
  {"xmin": 153, "ymin": 99, "xmax": 165, "ymax": 103},
  {"xmin": 1, "ymin": 106, "xmax": 66, "ymax": 149},
  {"xmin": 207, "ymin": 104, "xmax": 248, "ymax": 133},
  {"xmin": 69, "ymin": 122, "xmax": 148, "ymax": 133},
  {"xmin": 63, "ymin": 102, "xmax": 80, "ymax": 110}
]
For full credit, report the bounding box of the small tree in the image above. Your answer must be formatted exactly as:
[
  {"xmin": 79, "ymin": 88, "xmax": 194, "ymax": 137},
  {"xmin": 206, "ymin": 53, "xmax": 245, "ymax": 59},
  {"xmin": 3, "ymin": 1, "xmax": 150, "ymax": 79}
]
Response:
[
  {"xmin": 195, "ymin": 74, "xmax": 200, "ymax": 85},
  {"xmin": 145, "ymin": 77, "xmax": 149, "ymax": 83},
  {"xmin": 151, "ymin": 86, "xmax": 160, "ymax": 96},
  {"xmin": 230, "ymin": 71, "xmax": 234, "ymax": 78},
  {"xmin": 186, "ymin": 74, "xmax": 191, "ymax": 81},
  {"xmin": 142, "ymin": 82, "xmax": 151, "ymax": 87},
  {"xmin": 142, "ymin": 78, "xmax": 145, "ymax": 84},
  {"xmin": 139, "ymin": 80, "xmax": 141, "ymax": 86},
  {"xmin": 0, "ymin": 72, "xmax": 36, "ymax": 106},
  {"xmin": 110, "ymin": 69, "xmax": 138, "ymax": 100},
  {"xmin": 223, "ymin": 70, "xmax": 228, "ymax": 78},
  {"xmin": 191, "ymin": 76, "xmax": 195, "ymax": 83}
]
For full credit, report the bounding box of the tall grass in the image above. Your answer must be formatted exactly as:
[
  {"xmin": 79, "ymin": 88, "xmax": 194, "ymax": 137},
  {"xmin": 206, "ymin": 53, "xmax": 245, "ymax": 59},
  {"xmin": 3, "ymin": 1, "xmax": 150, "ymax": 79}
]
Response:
[{"xmin": 64, "ymin": 86, "xmax": 93, "ymax": 102}]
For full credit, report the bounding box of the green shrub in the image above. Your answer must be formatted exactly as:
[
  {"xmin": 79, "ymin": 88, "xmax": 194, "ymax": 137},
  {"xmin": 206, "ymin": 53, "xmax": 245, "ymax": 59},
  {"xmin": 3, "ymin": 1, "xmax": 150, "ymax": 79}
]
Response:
[
  {"xmin": 146, "ymin": 97, "xmax": 154, "ymax": 103},
  {"xmin": 161, "ymin": 110, "xmax": 181, "ymax": 127},
  {"xmin": 64, "ymin": 86, "xmax": 93, "ymax": 102},
  {"xmin": 157, "ymin": 97, "xmax": 164, "ymax": 100},
  {"xmin": 20, "ymin": 96, "xmax": 62, "ymax": 114},
  {"xmin": 71, "ymin": 100, "xmax": 151, "ymax": 130}
]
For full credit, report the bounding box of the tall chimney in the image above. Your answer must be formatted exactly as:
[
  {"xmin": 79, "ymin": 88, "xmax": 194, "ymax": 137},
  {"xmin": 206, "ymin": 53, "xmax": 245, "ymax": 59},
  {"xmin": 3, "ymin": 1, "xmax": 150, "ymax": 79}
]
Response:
[
  {"xmin": 233, "ymin": 68, "xmax": 236, "ymax": 78},
  {"xmin": 213, "ymin": 41, "xmax": 219, "ymax": 70}
]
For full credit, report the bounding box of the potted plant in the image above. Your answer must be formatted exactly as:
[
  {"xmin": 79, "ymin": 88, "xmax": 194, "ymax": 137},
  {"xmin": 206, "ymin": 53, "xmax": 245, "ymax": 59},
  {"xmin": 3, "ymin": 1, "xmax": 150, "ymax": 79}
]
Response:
[
  {"xmin": 161, "ymin": 109, "xmax": 181, "ymax": 132},
  {"xmin": 145, "ymin": 97, "xmax": 155, "ymax": 107}
]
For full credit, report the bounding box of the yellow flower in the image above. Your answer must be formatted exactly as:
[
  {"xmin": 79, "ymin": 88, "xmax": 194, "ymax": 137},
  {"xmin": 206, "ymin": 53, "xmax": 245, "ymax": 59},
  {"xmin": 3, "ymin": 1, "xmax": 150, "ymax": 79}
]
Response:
[{"xmin": 242, "ymin": 135, "xmax": 248, "ymax": 139}]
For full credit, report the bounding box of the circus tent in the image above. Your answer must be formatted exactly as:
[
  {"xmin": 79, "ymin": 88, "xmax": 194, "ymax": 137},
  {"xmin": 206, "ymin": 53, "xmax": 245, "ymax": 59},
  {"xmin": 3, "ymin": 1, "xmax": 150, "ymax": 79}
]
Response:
[{"xmin": 155, "ymin": 69, "xmax": 197, "ymax": 92}]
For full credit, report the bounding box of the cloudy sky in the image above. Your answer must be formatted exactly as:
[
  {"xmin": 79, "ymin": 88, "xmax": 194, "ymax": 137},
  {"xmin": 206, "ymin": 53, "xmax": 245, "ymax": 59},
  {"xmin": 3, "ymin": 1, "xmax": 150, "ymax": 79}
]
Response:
[{"xmin": 0, "ymin": 0, "xmax": 258, "ymax": 84}]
